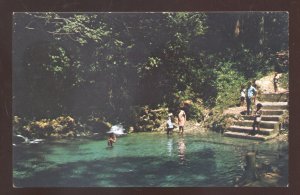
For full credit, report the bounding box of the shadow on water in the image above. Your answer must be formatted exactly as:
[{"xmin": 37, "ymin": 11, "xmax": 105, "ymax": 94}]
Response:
[
  {"xmin": 13, "ymin": 132, "xmax": 288, "ymax": 187},
  {"xmin": 14, "ymin": 148, "xmax": 220, "ymax": 187}
]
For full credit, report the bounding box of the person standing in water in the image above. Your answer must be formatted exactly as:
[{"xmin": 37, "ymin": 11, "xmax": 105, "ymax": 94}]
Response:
[
  {"xmin": 166, "ymin": 113, "xmax": 174, "ymax": 135},
  {"xmin": 107, "ymin": 133, "xmax": 117, "ymax": 147},
  {"xmin": 178, "ymin": 107, "xmax": 186, "ymax": 134}
]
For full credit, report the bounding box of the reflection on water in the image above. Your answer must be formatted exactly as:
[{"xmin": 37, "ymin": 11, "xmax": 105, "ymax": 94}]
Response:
[
  {"xmin": 166, "ymin": 136, "xmax": 173, "ymax": 157},
  {"xmin": 178, "ymin": 138, "xmax": 186, "ymax": 164},
  {"xmin": 13, "ymin": 131, "xmax": 288, "ymax": 187}
]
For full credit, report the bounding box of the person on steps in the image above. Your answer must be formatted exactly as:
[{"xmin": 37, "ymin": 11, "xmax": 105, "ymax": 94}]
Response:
[
  {"xmin": 246, "ymin": 81, "xmax": 257, "ymax": 115},
  {"xmin": 251, "ymin": 103, "xmax": 263, "ymax": 135}
]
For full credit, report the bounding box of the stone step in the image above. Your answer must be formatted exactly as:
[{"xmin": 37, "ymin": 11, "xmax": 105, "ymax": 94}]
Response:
[
  {"xmin": 224, "ymin": 131, "xmax": 278, "ymax": 141},
  {"xmin": 258, "ymin": 93, "xmax": 288, "ymax": 102},
  {"xmin": 227, "ymin": 125, "xmax": 276, "ymax": 135},
  {"xmin": 260, "ymin": 102, "xmax": 288, "ymax": 110},
  {"xmin": 262, "ymin": 110, "xmax": 286, "ymax": 115},
  {"xmin": 234, "ymin": 120, "xmax": 280, "ymax": 130},
  {"xmin": 242, "ymin": 115, "xmax": 282, "ymax": 121}
]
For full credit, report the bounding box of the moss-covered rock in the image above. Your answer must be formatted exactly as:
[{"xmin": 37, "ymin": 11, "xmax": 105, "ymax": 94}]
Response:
[
  {"xmin": 20, "ymin": 116, "xmax": 78, "ymax": 138},
  {"xmin": 17, "ymin": 115, "xmax": 114, "ymax": 139}
]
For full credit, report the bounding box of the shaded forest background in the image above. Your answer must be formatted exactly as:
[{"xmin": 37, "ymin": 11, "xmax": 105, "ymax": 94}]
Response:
[{"xmin": 12, "ymin": 12, "xmax": 288, "ymax": 132}]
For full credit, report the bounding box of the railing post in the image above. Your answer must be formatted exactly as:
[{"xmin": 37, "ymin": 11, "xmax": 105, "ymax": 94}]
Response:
[{"xmin": 244, "ymin": 152, "xmax": 257, "ymax": 180}]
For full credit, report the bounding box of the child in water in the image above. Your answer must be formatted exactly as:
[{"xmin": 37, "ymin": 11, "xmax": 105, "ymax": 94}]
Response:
[
  {"xmin": 107, "ymin": 133, "xmax": 117, "ymax": 147},
  {"xmin": 166, "ymin": 113, "xmax": 174, "ymax": 135}
]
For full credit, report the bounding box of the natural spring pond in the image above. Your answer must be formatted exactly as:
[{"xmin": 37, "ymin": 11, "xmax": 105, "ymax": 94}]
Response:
[{"xmin": 13, "ymin": 131, "xmax": 288, "ymax": 187}]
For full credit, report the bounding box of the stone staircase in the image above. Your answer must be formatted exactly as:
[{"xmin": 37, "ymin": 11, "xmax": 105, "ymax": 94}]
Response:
[{"xmin": 224, "ymin": 92, "xmax": 288, "ymax": 141}]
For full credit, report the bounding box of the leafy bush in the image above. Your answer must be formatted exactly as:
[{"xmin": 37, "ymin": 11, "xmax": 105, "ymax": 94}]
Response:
[
  {"xmin": 213, "ymin": 61, "xmax": 246, "ymax": 109},
  {"xmin": 187, "ymin": 101, "xmax": 205, "ymax": 121},
  {"xmin": 203, "ymin": 110, "xmax": 234, "ymax": 133},
  {"xmin": 279, "ymin": 72, "xmax": 289, "ymax": 90},
  {"xmin": 22, "ymin": 116, "xmax": 77, "ymax": 138},
  {"xmin": 132, "ymin": 105, "xmax": 168, "ymax": 132}
]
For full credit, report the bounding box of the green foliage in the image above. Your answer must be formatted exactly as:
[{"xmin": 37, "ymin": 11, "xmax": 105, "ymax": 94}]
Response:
[
  {"xmin": 274, "ymin": 50, "xmax": 289, "ymax": 72},
  {"xmin": 279, "ymin": 72, "xmax": 289, "ymax": 89},
  {"xmin": 187, "ymin": 101, "xmax": 205, "ymax": 121},
  {"xmin": 22, "ymin": 116, "xmax": 77, "ymax": 138},
  {"xmin": 13, "ymin": 12, "xmax": 288, "ymax": 129},
  {"xmin": 131, "ymin": 106, "xmax": 168, "ymax": 132},
  {"xmin": 170, "ymin": 87, "xmax": 205, "ymax": 121},
  {"xmin": 205, "ymin": 111, "xmax": 234, "ymax": 133},
  {"xmin": 213, "ymin": 61, "xmax": 247, "ymax": 109}
]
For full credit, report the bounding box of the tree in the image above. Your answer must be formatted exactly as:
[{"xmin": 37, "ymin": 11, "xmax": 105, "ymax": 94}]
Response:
[{"xmin": 13, "ymin": 12, "xmax": 288, "ymax": 124}]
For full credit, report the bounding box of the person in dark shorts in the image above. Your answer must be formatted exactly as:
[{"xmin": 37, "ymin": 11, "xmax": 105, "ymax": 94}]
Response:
[
  {"xmin": 251, "ymin": 103, "xmax": 263, "ymax": 135},
  {"xmin": 246, "ymin": 81, "xmax": 257, "ymax": 115}
]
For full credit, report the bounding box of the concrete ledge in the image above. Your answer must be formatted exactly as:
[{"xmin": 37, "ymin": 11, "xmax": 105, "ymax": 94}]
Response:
[
  {"xmin": 242, "ymin": 115, "xmax": 282, "ymax": 121},
  {"xmin": 259, "ymin": 93, "xmax": 288, "ymax": 102},
  {"xmin": 228, "ymin": 125, "xmax": 276, "ymax": 135},
  {"xmin": 234, "ymin": 120, "xmax": 279, "ymax": 130},
  {"xmin": 261, "ymin": 102, "xmax": 288, "ymax": 110},
  {"xmin": 262, "ymin": 110, "xmax": 286, "ymax": 115},
  {"xmin": 224, "ymin": 131, "xmax": 278, "ymax": 141}
]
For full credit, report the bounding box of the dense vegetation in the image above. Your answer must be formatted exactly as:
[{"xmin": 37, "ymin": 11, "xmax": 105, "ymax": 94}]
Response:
[{"xmin": 13, "ymin": 12, "xmax": 288, "ymax": 135}]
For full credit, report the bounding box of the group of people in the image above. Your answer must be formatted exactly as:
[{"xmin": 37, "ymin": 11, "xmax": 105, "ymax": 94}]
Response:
[
  {"xmin": 107, "ymin": 107, "xmax": 186, "ymax": 147},
  {"xmin": 166, "ymin": 108, "xmax": 186, "ymax": 135},
  {"xmin": 239, "ymin": 72, "xmax": 280, "ymax": 135},
  {"xmin": 240, "ymin": 80, "xmax": 260, "ymax": 115},
  {"xmin": 108, "ymin": 72, "xmax": 280, "ymax": 143},
  {"xmin": 240, "ymin": 81, "xmax": 261, "ymax": 135}
]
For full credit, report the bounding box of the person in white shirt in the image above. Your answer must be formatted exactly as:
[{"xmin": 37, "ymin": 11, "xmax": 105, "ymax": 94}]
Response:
[
  {"xmin": 240, "ymin": 85, "xmax": 246, "ymax": 106},
  {"xmin": 166, "ymin": 113, "xmax": 174, "ymax": 135},
  {"xmin": 246, "ymin": 81, "xmax": 257, "ymax": 115}
]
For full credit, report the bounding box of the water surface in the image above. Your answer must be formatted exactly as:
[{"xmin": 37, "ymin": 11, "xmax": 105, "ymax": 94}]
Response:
[{"xmin": 13, "ymin": 131, "xmax": 288, "ymax": 187}]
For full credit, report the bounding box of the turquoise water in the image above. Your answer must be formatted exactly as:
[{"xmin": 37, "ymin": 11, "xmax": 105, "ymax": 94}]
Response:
[{"xmin": 13, "ymin": 131, "xmax": 288, "ymax": 187}]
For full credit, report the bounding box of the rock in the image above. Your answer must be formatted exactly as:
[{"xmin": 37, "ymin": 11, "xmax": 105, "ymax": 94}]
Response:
[
  {"xmin": 128, "ymin": 126, "xmax": 134, "ymax": 133},
  {"xmin": 13, "ymin": 135, "xmax": 28, "ymax": 144},
  {"xmin": 65, "ymin": 131, "xmax": 75, "ymax": 137}
]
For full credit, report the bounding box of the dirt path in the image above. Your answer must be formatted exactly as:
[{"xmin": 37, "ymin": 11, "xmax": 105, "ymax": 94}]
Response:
[{"xmin": 255, "ymin": 73, "xmax": 287, "ymax": 94}]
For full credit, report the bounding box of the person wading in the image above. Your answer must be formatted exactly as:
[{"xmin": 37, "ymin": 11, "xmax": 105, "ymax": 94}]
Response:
[
  {"xmin": 166, "ymin": 113, "xmax": 174, "ymax": 135},
  {"xmin": 178, "ymin": 107, "xmax": 186, "ymax": 134}
]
